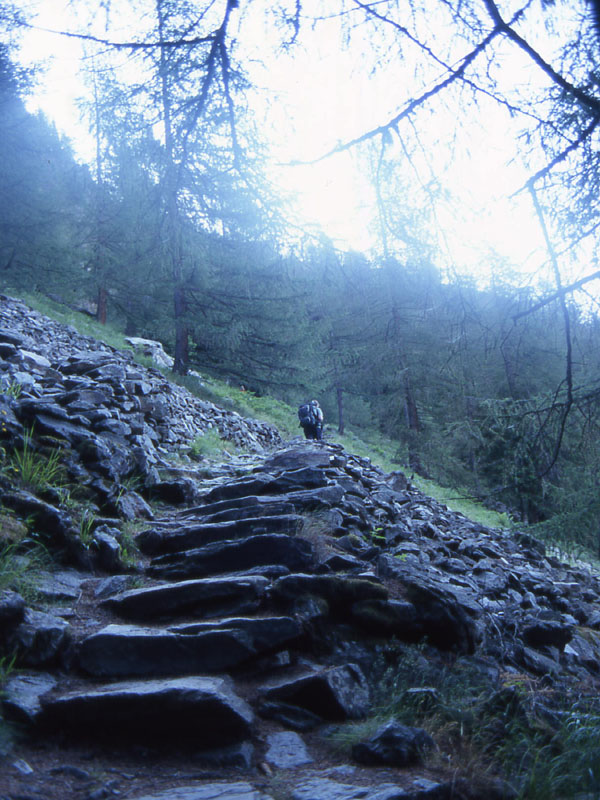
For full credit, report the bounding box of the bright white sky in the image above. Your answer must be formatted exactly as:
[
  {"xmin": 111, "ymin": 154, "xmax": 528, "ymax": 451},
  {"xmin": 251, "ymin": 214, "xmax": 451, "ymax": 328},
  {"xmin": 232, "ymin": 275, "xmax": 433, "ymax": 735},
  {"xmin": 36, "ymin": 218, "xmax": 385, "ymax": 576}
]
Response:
[{"xmin": 11, "ymin": 0, "xmax": 583, "ymax": 288}]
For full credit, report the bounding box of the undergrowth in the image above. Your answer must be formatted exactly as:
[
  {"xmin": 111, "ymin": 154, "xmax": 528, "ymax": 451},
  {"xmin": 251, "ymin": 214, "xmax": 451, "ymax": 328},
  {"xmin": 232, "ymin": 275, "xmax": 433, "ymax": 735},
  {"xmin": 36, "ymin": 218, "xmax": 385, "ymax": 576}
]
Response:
[
  {"xmin": 326, "ymin": 643, "xmax": 600, "ymax": 799},
  {"xmin": 1, "ymin": 428, "xmax": 66, "ymax": 494},
  {"xmin": 190, "ymin": 429, "xmax": 237, "ymax": 458},
  {"xmin": 0, "ymin": 539, "xmax": 52, "ymax": 604}
]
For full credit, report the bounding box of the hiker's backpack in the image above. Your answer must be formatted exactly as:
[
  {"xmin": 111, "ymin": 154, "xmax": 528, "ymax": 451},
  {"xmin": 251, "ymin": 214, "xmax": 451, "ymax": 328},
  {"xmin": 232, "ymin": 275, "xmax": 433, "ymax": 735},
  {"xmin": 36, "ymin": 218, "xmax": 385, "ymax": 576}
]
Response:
[{"xmin": 298, "ymin": 403, "xmax": 314, "ymax": 427}]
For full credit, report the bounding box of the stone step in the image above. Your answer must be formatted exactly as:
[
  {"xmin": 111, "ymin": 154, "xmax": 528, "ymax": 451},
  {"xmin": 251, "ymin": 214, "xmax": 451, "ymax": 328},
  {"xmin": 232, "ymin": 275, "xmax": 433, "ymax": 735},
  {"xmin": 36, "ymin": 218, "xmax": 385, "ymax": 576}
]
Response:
[
  {"xmin": 173, "ymin": 495, "xmax": 297, "ymax": 524},
  {"xmin": 195, "ymin": 485, "xmax": 345, "ymax": 516},
  {"xmin": 148, "ymin": 534, "xmax": 314, "ymax": 581},
  {"xmin": 38, "ymin": 676, "xmax": 253, "ymax": 747},
  {"xmin": 77, "ymin": 614, "xmax": 302, "ymax": 677},
  {"xmin": 101, "ymin": 575, "xmax": 271, "ymax": 621},
  {"xmin": 199, "ymin": 466, "xmax": 330, "ymax": 504},
  {"xmin": 136, "ymin": 514, "xmax": 303, "ymax": 556}
]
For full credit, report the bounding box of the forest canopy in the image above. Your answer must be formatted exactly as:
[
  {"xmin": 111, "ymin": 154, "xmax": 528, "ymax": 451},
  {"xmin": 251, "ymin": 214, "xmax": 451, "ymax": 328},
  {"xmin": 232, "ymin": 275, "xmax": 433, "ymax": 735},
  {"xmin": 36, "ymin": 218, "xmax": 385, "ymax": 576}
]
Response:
[{"xmin": 2, "ymin": 0, "xmax": 600, "ymax": 551}]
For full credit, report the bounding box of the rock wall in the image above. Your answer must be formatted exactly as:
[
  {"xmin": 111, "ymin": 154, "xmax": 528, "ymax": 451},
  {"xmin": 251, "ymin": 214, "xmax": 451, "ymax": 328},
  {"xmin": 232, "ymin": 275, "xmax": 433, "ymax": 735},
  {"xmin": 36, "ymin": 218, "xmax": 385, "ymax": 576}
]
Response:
[{"xmin": 0, "ymin": 294, "xmax": 281, "ymax": 458}]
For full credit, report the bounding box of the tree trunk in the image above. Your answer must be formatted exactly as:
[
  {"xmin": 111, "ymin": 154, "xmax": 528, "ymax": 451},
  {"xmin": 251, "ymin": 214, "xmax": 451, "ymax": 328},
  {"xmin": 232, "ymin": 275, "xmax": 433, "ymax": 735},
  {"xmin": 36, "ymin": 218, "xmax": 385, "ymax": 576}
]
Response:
[
  {"xmin": 337, "ymin": 385, "xmax": 344, "ymax": 435},
  {"xmin": 97, "ymin": 286, "xmax": 108, "ymax": 325},
  {"xmin": 157, "ymin": 0, "xmax": 189, "ymax": 375},
  {"xmin": 173, "ymin": 285, "xmax": 189, "ymax": 374},
  {"xmin": 402, "ymin": 368, "xmax": 428, "ymax": 476}
]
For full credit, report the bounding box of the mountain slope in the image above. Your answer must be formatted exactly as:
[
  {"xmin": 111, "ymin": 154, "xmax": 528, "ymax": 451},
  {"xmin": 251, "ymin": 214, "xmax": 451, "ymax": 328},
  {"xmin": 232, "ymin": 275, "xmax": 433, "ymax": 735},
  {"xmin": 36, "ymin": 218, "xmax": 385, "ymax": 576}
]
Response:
[{"xmin": 1, "ymin": 294, "xmax": 600, "ymax": 800}]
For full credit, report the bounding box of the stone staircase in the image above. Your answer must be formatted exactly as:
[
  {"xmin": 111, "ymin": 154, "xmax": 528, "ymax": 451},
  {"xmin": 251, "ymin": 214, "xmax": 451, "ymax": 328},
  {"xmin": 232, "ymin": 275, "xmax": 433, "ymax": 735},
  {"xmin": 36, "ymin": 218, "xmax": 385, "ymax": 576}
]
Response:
[
  {"xmin": 3, "ymin": 442, "xmax": 476, "ymax": 800},
  {"xmin": 5, "ymin": 440, "xmax": 600, "ymax": 799}
]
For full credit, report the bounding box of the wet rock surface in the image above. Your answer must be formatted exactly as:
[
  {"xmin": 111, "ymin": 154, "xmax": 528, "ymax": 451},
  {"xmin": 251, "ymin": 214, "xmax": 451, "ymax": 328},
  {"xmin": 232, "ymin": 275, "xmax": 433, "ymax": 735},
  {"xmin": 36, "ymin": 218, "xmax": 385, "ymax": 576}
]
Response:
[{"xmin": 1, "ymin": 294, "xmax": 600, "ymax": 799}]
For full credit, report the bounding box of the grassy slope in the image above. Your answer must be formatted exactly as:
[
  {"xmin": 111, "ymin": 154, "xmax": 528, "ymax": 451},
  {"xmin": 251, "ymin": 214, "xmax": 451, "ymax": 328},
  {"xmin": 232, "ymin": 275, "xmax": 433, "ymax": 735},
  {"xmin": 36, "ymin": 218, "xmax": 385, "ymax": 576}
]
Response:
[{"xmin": 13, "ymin": 290, "xmax": 510, "ymax": 531}]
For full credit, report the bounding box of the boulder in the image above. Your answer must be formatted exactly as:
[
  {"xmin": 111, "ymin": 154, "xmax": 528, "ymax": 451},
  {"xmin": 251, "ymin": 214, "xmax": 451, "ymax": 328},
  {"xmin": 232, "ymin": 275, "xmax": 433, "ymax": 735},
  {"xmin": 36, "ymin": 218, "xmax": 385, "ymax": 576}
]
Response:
[
  {"xmin": 2, "ymin": 672, "xmax": 58, "ymax": 723},
  {"xmin": 0, "ymin": 589, "xmax": 26, "ymax": 639},
  {"xmin": 352, "ymin": 719, "xmax": 435, "ymax": 767},
  {"xmin": 9, "ymin": 608, "xmax": 70, "ymax": 667},
  {"xmin": 261, "ymin": 664, "xmax": 370, "ymax": 721}
]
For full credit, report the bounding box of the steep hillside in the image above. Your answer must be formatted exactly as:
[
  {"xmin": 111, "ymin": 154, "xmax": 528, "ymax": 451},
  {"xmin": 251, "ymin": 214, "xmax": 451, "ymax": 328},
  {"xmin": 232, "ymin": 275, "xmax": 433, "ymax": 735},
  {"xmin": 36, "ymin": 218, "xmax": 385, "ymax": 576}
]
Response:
[{"xmin": 1, "ymin": 294, "xmax": 600, "ymax": 800}]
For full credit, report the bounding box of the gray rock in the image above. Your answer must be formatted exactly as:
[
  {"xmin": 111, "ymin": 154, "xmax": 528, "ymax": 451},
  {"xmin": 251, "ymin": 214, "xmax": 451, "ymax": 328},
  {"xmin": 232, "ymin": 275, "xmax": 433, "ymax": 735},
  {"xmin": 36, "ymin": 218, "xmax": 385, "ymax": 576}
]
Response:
[
  {"xmin": 137, "ymin": 515, "xmax": 303, "ymax": 556},
  {"xmin": 261, "ymin": 664, "xmax": 370, "ymax": 721},
  {"xmin": 148, "ymin": 534, "xmax": 314, "ymax": 581},
  {"xmin": 2, "ymin": 672, "xmax": 58, "ymax": 723},
  {"xmin": 258, "ymin": 700, "xmax": 325, "ymax": 731},
  {"xmin": 39, "ymin": 676, "xmax": 254, "ymax": 746},
  {"xmin": 0, "ymin": 589, "xmax": 25, "ymax": 636},
  {"xmin": 35, "ymin": 570, "xmax": 85, "ymax": 602},
  {"xmin": 290, "ymin": 778, "xmax": 406, "ymax": 800},
  {"xmin": 125, "ymin": 337, "xmax": 174, "ymax": 369},
  {"xmin": 518, "ymin": 645, "xmax": 561, "ymax": 677},
  {"xmin": 130, "ymin": 782, "xmax": 272, "ymax": 800},
  {"xmin": 93, "ymin": 575, "xmax": 137, "ymax": 599},
  {"xmin": 1, "ymin": 491, "xmax": 75, "ymax": 547},
  {"xmin": 523, "ymin": 616, "xmax": 575, "ymax": 649},
  {"xmin": 102, "ymin": 575, "xmax": 270, "ymax": 620},
  {"xmin": 112, "ymin": 490, "xmax": 154, "ymax": 521},
  {"xmin": 291, "ymin": 776, "xmax": 459, "ymax": 800},
  {"xmin": 393, "ymin": 571, "xmax": 482, "ymax": 654},
  {"xmin": 169, "ymin": 615, "xmax": 302, "ymax": 653},
  {"xmin": 262, "ymin": 447, "xmax": 333, "ymax": 472},
  {"xmin": 352, "ymin": 720, "xmax": 434, "ymax": 767},
  {"xmin": 350, "ymin": 599, "xmax": 419, "ymax": 636},
  {"xmin": 77, "ymin": 623, "xmax": 257, "ymax": 676},
  {"xmin": 92, "ymin": 531, "xmax": 122, "ymax": 572},
  {"xmin": 10, "ymin": 608, "xmax": 70, "ymax": 667},
  {"xmin": 271, "ymin": 574, "xmax": 387, "ymax": 614},
  {"xmin": 265, "ymin": 730, "xmax": 312, "ymax": 768}
]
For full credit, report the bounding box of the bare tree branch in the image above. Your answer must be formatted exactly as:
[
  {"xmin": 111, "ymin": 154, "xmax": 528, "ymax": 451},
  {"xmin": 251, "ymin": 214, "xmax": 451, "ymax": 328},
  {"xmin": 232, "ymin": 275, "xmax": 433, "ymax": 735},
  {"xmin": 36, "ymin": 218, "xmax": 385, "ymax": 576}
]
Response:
[
  {"xmin": 17, "ymin": 19, "xmax": 215, "ymax": 50},
  {"xmin": 511, "ymin": 115, "xmax": 600, "ymax": 197},
  {"xmin": 483, "ymin": 0, "xmax": 600, "ymax": 116},
  {"xmin": 291, "ymin": 25, "xmax": 503, "ymax": 163},
  {"xmin": 512, "ymin": 269, "xmax": 600, "ymax": 321}
]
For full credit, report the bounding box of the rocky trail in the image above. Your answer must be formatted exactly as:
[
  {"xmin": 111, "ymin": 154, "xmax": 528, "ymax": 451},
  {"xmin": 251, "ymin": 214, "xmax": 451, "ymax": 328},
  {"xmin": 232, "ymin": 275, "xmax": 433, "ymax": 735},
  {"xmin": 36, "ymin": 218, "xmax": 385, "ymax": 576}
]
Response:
[{"xmin": 2, "ymin": 295, "xmax": 600, "ymax": 800}]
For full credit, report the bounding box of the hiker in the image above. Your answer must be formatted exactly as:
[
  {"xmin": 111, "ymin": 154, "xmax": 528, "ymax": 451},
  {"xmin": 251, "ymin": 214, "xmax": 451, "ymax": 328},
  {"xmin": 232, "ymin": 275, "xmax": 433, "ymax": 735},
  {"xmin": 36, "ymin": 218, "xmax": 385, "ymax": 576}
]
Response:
[{"xmin": 298, "ymin": 399, "xmax": 324, "ymax": 440}]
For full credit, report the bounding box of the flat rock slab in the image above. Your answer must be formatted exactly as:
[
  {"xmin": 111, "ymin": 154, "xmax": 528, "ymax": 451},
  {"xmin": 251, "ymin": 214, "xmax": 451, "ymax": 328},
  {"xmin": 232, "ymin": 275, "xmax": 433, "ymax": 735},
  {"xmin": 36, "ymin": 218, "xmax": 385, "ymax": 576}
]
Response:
[
  {"xmin": 177, "ymin": 495, "xmax": 299, "ymax": 523},
  {"xmin": 262, "ymin": 447, "xmax": 333, "ymax": 472},
  {"xmin": 170, "ymin": 615, "xmax": 302, "ymax": 652},
  {"xmin": 102, "ymin": 575, "xmax": 270, "ymax": 620},
  {"xmin": 265, "ymin": 730, "xmax": 313, "ymax": 768},
  {"xmin": 148, "ymin": 534, "xmax": 314, "ymax": 581},
  {"xmin": 137, "ymin": 515, "xmax": 303, "ymax": 555},
  {"xmin": 39, "ymin": 676, "xmax": 253, "ymax": 746},
  {"xmin": 77, "ymin": 623, "xmax": 255, "ymax": 676},
  {"xmin": 290, "ymin": 777, "xmax": 455, "ymax": 800},
  {"xmin": 79, "ymin": 616, "xmax": 301, "ymax": 677},
  {"xmin": 36, "ymin": 570, "xmax": 86, "ymax": 601},
  {"xmin": 132, "ymin": 782, "xmax": 273, "ymax": 800}
]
